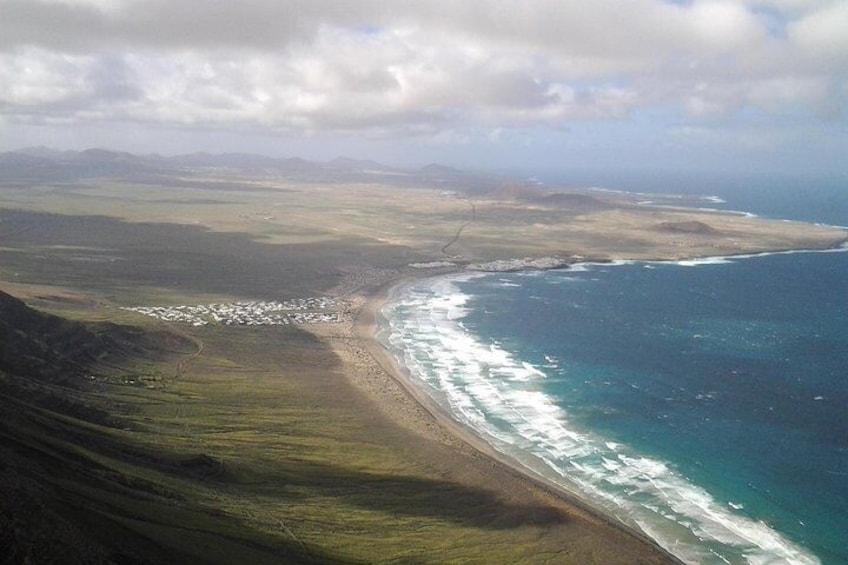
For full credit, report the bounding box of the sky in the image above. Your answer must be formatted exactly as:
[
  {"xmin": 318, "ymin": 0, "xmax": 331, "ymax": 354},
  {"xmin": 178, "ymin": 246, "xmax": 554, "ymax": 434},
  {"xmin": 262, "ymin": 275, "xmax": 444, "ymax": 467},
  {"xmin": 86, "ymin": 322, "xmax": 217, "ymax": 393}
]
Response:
[{"xmin": 0, "ymin": 0, "xmax": 846, "ymax": 175}]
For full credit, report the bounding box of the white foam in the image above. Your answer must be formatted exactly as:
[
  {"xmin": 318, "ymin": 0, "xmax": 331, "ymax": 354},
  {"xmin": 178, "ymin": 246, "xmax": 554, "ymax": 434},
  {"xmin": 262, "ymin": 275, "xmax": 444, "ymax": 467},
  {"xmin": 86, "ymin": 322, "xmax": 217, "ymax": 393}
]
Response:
[
  {"xmin": 674, "ymin": 257, "xmax": 735, "ymax": 267},
  {"xmin": 497, "ymin": 277, "xmax": 523, "ymax": 288},
  {"xmin": 633, "ymin": 244, "xmax": 848, "ymax": 270},
  {"xmin": 567, "ymin": 259, "xmax": 635, "ymax": 272},
  {"xmin": 381, "ymin": 275, "xmax": 822, "ymax": 565}
]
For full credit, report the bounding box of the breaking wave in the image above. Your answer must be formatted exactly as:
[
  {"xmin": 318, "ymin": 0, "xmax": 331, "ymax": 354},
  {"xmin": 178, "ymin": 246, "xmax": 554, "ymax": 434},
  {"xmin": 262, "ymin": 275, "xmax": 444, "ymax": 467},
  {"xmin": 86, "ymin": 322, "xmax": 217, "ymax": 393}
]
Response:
[{"xmin": 380, "ymin": 275, "xmax": 820, "ymax": 565}]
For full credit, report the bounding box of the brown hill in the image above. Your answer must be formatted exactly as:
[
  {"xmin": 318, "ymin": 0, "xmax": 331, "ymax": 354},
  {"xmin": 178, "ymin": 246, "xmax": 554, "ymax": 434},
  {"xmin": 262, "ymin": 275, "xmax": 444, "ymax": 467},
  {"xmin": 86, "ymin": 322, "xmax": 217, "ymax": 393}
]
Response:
[{"xmin": 654, "ymin": 220, "xmax": 718, "ymax": 234}]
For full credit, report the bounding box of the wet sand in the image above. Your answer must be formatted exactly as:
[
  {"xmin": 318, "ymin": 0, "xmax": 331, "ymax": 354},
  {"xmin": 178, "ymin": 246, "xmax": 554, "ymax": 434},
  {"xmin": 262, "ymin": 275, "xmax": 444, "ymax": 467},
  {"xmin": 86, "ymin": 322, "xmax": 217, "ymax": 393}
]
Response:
[{"xmin": 314, "ymin": 271, "xmax": 683, "ymax": 564}]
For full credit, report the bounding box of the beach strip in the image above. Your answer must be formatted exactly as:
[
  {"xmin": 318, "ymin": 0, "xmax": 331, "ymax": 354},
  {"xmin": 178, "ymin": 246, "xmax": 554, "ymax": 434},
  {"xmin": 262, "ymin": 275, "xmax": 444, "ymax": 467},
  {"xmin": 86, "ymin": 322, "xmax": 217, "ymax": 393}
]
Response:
[{"xmin": 344, "ymin": 273, "xmax": 683, "ymax": 564}]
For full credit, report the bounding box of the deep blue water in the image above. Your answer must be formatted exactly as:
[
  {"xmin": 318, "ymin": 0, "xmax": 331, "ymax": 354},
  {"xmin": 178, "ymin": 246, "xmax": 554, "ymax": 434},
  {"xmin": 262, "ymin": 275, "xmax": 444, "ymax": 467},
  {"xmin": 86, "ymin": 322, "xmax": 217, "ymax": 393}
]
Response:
[{"xmin": 383, "ymin": 175, "xmax": 847, "ymax": 564}]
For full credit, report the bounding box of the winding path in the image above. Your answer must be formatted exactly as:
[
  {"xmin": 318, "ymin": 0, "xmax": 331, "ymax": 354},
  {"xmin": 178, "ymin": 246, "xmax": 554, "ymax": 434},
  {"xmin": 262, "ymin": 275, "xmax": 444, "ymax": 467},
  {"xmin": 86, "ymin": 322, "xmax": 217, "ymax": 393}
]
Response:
[{"xmin": 441, "ymin": 201, "xmax": 476, "ymax": 255}]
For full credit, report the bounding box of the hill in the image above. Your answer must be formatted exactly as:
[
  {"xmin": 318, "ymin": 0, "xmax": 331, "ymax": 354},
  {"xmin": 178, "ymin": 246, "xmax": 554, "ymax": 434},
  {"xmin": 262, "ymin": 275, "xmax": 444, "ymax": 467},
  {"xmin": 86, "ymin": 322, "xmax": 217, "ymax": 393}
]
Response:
[
  {"xmin": 0, "ymin": 291, "xmax": 315, "ymax": 564},
  {"xmin": 654, "ymin": 220, "xmax": 719, "ymax": 234},
  {"xmin": 0, "ymin": 147, "xmax": 504, "ymax": 191},
  {"xmin": 1, "ymin": 289, "xmax": 131, "ymax": 384}
]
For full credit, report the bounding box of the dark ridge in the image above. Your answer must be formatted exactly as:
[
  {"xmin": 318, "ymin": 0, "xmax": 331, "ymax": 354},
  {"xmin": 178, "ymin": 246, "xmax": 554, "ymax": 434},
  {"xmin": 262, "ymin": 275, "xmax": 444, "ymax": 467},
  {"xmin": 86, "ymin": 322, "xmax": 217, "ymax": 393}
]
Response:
[
  {"xmin": 0, "ymin": 289, "xmax": 185, "ymax": 387},
  {"xmin": 0, "ymin": 289, "xmax": 110, "ymax": 384},
  {"xmin": 0, "ymin": 291, "xmax": 320, "ymax": 564}
]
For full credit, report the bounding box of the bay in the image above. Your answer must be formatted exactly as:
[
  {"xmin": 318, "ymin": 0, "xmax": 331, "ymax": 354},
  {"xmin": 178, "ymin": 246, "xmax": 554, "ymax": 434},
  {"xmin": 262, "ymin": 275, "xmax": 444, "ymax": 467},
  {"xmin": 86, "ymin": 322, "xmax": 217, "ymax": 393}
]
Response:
[{"xmin": 382, "ymin": 175, "xmax": 848, "ymax": 564}]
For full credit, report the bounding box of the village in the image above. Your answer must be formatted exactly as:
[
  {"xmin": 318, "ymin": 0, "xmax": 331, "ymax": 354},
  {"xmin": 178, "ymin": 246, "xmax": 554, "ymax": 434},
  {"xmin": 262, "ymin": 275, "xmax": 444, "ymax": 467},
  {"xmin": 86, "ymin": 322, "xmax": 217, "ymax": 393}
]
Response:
[{"xmin": 121, "ymin": 297, "xmax": 346, "ymax": 327}]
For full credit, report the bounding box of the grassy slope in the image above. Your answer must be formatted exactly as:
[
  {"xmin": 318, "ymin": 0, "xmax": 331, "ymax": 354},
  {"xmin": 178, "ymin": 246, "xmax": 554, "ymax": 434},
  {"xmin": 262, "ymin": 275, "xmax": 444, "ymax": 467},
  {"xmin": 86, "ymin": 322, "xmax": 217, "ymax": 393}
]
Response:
[
  {"xmin": 13, "ymin": 171, "xmax": 844, "ymax": 563},
  {"xmin": 0, "ymin": 293, "xmax": 671, "ymax": 564},
  {"xmin": 0, "ymin": 291, "xmax": 324, "ymax": 564}
]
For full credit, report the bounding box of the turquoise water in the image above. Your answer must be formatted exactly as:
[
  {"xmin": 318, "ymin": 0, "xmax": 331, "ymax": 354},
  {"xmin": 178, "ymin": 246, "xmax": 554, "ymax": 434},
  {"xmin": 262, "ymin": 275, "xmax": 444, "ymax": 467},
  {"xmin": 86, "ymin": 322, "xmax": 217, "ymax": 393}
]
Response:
[{"xmin": 381, "ymin": 177, "xmax": 847, "ymax": 564}]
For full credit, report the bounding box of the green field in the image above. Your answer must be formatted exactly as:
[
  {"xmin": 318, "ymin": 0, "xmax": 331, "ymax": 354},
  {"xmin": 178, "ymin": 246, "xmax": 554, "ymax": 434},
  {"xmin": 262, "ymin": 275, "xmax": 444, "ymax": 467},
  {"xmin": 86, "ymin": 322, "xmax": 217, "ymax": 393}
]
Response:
[{"xmin": 1, "ymin": 163, "xmax": 843, "ymax": 563}]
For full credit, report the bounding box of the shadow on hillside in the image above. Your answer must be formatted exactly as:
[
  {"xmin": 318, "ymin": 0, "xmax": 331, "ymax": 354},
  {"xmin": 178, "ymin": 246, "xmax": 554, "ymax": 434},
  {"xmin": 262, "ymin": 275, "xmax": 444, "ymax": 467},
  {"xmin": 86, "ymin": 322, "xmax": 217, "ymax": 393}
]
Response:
[
  {"xmin": 270, "ymin": 460, "xmax": 571, "ymax": 530},
  {"xmin": 0, "ymin": 392, "xmax": 350, "ymax": 565}
]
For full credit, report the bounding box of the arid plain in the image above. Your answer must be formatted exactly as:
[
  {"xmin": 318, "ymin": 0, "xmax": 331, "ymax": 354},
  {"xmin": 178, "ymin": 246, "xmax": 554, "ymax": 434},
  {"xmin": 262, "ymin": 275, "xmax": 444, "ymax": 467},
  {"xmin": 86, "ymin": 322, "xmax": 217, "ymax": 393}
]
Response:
[{"xmin": 1, "ymin": 151, "xmax": 845, "ymax": 563}]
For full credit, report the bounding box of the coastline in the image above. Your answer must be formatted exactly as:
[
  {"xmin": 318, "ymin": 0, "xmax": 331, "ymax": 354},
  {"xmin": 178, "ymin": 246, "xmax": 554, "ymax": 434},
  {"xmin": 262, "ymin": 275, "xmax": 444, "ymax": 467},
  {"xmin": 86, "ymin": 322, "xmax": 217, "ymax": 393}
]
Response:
[
  {"xmin": 348, "ymin": 270, "xmax": 685, "ymax": 564},
  {"xmin": 346, "ymin": 240, "xmax": 848, "ymax": 563},
  {"xmin": 4, "ymin": 158, "xmax": 846, "ymax": 562}
]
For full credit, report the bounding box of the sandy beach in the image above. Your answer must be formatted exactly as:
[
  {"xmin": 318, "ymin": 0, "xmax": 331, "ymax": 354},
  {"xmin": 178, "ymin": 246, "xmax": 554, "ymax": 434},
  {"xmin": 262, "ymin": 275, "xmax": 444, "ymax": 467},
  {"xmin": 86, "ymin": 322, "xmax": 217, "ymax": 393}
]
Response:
[
  {"xmin": 317, "ymin": 269, "xmax": 684, "ymax": 564},
  {"xmin": 4, "ymin": 156, "xmax": 844, "ymax": 561}
]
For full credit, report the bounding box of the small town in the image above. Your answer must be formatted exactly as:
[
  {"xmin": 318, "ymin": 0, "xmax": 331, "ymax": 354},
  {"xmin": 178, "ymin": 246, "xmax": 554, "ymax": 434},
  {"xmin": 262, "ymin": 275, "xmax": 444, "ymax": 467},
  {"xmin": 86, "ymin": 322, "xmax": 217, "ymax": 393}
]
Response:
[{"xmin": 121, "ymin": 297, "xmax": 346, "ymax": 327}]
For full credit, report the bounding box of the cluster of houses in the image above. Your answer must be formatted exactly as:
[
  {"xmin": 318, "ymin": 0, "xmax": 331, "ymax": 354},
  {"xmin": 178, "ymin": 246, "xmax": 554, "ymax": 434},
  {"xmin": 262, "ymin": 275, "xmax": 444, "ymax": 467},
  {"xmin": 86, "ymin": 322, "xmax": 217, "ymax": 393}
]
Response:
[
  {"xmin": 469, "ymin": 256, "xmax": 574, "ymax": 272},
  {"xmin": 121, "ymin": 298, "xmax": 345, "ymax": 327}
]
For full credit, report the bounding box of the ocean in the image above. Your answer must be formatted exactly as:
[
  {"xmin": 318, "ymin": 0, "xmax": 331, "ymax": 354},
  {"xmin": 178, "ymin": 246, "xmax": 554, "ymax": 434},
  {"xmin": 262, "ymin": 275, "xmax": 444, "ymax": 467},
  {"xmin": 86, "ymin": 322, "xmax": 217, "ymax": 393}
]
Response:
[{"xmin": 380, "ymin": 173, "xmax": 848, "ymax": 564}]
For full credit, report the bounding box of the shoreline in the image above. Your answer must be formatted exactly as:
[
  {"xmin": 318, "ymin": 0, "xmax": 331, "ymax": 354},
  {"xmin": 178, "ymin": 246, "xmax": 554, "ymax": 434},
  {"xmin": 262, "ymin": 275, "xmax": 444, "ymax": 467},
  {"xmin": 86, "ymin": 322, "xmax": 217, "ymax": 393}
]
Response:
[
  {"xmin": 348, "ymin": 239, "xmax": 848, "ymax": 563},
  {"xmin": 408, "ymin": 232, "xmax": 848, "ymax": 275},
  {"xmin": 351, "ymin": 270, "xmax": 685, "ymax": 564}
]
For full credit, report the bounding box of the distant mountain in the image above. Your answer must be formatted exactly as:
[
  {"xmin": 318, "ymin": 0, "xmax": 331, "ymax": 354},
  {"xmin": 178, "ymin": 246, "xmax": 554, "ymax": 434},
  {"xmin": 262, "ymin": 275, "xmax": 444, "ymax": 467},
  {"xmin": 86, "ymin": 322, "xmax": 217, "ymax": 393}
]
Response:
[
  {"xmin": 534, "ymin": 191, "xmax": 615, "ymax": 210},
  {"xmin": 0, "ymin": 151, "xmax": 51, "ymax": 168},
  {"xmin": 327, "ymin": 156, "xmax": 399, "ymax": 173},
  {"xmin": 0, "ymin": 148, "xmax": 170, "ymax": 181},
  {"xmin": 75, "ymin": 147, "xmax": 144, "ymax": 162},
  {"xmin": 13, "ymin": 146, "xmax": 74, "ymax": 159},
  {"xmin": 654, "ymin": 220, "xmax": 718, "ymax": 234},
  {"xmin": 169, "ymin": 151, "xmax": 283, "ymax": 169},
  {"xmin": 0, "ymin": 147, "xmax": 507, "ymax": 192},
  {"xmin": 419, "ymin": 163, "xmax": 464, "ymax": 176},
  {"xmin": 484, "ymin": 181, "xmax": 548, "ymax": 201},
  {"xmin": 280, "ymin": 156, "xmax": 321, "ymax": 172}
]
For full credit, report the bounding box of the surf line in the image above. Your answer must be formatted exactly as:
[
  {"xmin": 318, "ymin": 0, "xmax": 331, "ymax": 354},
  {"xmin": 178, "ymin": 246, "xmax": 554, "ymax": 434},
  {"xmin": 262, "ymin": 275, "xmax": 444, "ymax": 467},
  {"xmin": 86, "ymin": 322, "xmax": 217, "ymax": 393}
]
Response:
[{"xmin": 380, "ymin": 272, "xmax": 823, "ymax": 565}]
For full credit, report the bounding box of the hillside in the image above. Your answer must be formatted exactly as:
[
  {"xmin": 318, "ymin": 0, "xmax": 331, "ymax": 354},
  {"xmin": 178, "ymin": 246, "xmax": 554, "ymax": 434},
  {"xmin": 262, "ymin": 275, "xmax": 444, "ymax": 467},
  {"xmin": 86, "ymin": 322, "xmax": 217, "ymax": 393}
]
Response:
[
  {"xmin": 1, "ymin": 289, "xmax": 133, "ymax": 385},
  {"xmin": 0, "ymin": 291, "xmax": 314, "ymax": 564}
]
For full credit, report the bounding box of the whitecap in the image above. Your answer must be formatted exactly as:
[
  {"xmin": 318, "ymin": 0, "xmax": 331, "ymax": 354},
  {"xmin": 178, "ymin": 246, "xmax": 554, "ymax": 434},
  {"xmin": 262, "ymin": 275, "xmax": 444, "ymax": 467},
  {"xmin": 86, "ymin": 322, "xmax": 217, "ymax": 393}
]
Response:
[{"xmin": 381, "ymin": 274, "xmax": 821, "ymax": 565}]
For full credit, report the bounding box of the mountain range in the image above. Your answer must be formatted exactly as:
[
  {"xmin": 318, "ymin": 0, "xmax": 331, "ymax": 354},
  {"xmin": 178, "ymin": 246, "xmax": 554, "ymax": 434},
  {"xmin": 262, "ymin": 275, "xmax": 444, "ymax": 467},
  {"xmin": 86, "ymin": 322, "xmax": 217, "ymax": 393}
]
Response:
[{"xmin": 0, "ymin": 147, "xmax": 501, "ymax": 191}]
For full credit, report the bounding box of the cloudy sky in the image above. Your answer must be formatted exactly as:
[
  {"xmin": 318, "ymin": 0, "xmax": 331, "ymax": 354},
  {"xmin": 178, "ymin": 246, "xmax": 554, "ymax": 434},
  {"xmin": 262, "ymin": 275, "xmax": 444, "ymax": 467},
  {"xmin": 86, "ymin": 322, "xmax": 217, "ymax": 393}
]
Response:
[{"xmin": 1, "ymin": 0, "xmax": 846, "ymax": 174}]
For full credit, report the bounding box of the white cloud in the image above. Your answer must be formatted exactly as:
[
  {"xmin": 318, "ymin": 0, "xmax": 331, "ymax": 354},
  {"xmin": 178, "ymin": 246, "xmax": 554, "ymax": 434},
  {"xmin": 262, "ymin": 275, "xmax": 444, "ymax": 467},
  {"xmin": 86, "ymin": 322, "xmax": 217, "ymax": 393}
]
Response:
[
  {"xmin": 789, "ymin": 1, "xmax": 848, "ymax": 59},
  {"xmin": 0, "ymin": 48, "xmax": 94, "ymax": 107},
  {"xmin": 0, "ymin": 0, "xmax": 844, "ymax": 158}
]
